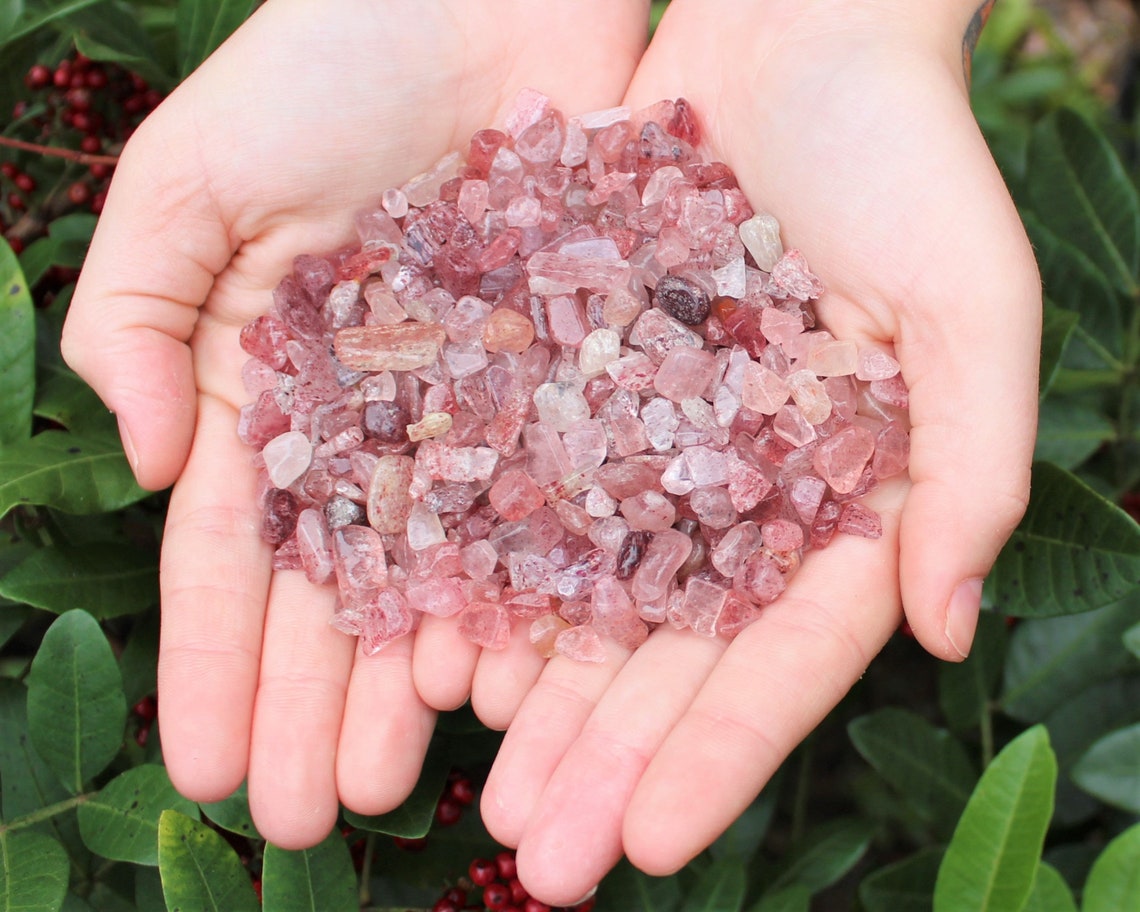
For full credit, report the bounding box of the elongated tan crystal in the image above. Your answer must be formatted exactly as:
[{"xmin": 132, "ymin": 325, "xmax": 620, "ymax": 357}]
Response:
[{"xmin": 334, "ymin": 322, "xmax": 445, "ymax": 371}]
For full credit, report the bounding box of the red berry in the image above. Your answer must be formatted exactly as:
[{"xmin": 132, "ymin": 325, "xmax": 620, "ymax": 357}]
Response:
[
  {"xmin": 483, "ymin": 883, "xmax": 510, "ymax": 910},
  {"xmin": 69, "ymin": 72, "xmax": 86, "ymax": 90},
  {"xmin": 90, "ymin": 162, "xmax": 112, "ymax": 181},
  {"xmin": 71, "ymin": 111, "xmax": 93, "ymax": 132},
  {"xmin": 6, "ymin": 236, "xmax": 24, "ymax": 255},
  {"xmin": 431, "ymin": 902, "xmax": 458, "ymax": 912},
  {"xmin": 135, "ymin": 723, "xmax": 150, "ymax": 747},
  {"xmin": 14, "ymin": 173, "xmax": 35, "ymax": 193},
  {"xmin": 132, "ymin": 695, "xmax": 158, "ymax": 721},
  {"xmin": 391, "ymin": 835, "xmax": 427, "ymax": 852},
  {"xmin": 124, "ymin": 95, "xmax": 145, "ymax": 115},
  {"xmin": 523, "ymin": 901, "xmax": 550, "ymax": 912},
  {"xmin": 53, "ymin": 65, "xmax": 70, "ymax": 88},
  {"xmin": 26, "ymin": 64, "xmax": 51, "ymax": 89},
  {"xmin": 12, "ymin": 101, "xmax": 27, "ymax": 119},
  {"xmin": 0, "ymin": 163, "xmax": 17, "ymax": 179},
  {"xmin": 449, "ymin": 776, "xmax": 476, "ymax": 806},
  {"xmin": 7, "ymin": 193, "xmax": 26, "ymax": 211},
  {"xmin": 495, "ymin": 851, "xmax": 518, "ymax": 881},
  {"xmin": 443, "ymin": 887, "xmax": 467, "ymax": 906},
  {"xmin": 80, "ymin": 135, "xmax": 102, "ymax": 154},
  {"xmin": 86, "ymin": 67, "xmax": 108, "ymax": 89},
  {"xmin": 468, "ymin": 858, "xmax": 498, "ymax": 887},
  {"xmin": 91, "ymin": 190, "xmax": 107, "ymax": 214},
  {"xmin": 573, "ymin": 897, "xmax": 596, "ymax": 912},
  {"xmin": 251, "ymin": 878, "xmax": 262, "ymax": 901},
  {"xmin": 434, "ymin": 797, "xmax": 462, "ymax": 827},
  {"xmin": 508, "ymin": 877, "xmax": 527, "ymax": 904},
  {"xmin": 143, "ymin": 89, "xmax": 163, "ymax": 110}
]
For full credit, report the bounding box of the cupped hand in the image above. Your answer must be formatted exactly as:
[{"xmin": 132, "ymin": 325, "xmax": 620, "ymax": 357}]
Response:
[
  {"xmin": 476, "ymin": 0, "xmax": 1041, "ymax": 903},
  {"xmin": 60, "ymin": 0, "xmax": 649, "ymax": 848}
]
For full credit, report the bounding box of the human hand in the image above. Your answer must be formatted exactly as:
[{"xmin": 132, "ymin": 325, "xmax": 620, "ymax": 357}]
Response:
[
  {"xmin": 60, "ymin": 0, "xmax": 649, "ymax": 848},
  {"xmin": 475, "ymin": 0, "xmax": 1041, "ymax": 903}
]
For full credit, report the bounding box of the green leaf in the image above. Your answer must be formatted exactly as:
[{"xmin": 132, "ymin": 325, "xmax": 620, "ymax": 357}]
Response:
[
  {"xmin": 25, "ymin": 610, "xmax": 127, "ymax": 793},
  {"xmin": 746, "ymin": 885, "xmax": 810, "ymax": 912},
  {"xmin": 602, "ymin": 860, "xmax": 682, "ymax": 912},
  {"xmin": 1038, "ymin": 305, "xmax": 1078, "ymax": 399},
  {"xmin": 768, "ymin": 818, "xmax": 874, "ymax": 894},
  {"xmin": 1041, "ymin": 676, "xmax": 1140, "ymax": 770},
  {"xmin": 33, "ymin": 373, "xmax": 109, "ymax": 433},
  {"xmin": 858, "ymin": 847, "xmax": 942, "ymax": 912},
  {"xmin": 0, "ymin": 238, "xmax": 35, "ymax": 448},
  {"xmin": 710, "ymin": 780, "xmax": 779, "ymax": 864},
  {"xmin": 848, "ymin": 708, "xmax": 976, "ymax": 838},
  {"xmin": 17, "ymin": 213, "xmax": 96, "ymax": 287},
  {"xmin": 77, "ymin": 765, "xmax": 198, "ymax": 865},
  {"xmin": 1128, "ymin": 622, "xmax": 1140, "ymax": 660},
  {"xmin": 0, "ymin": 0, "xmax": 103, "ymax": 45},
  {"xmin": 1070, "ymin": 723, "xmax": 1140, "ymax": 813},
  {"xmin": 0, "ymin": 0, "xmax": 24, "ymax": 39},
  {"xmin": 199, "ymin": 782, "xmax": 260, "ymax": 840},
  {"xmin": 1021, "ymin": 862, "xmax": 1077, "ymax": 912},
  {"xmin": 1081, "ymin": 822, "xmax": 1140, "ymax": 912},
  {"xmin": 0, "ymin": 831, "xmax": 69, "ymax": 912},
  {"xmin": 933, "ymin": 726, "xmax": 1057, "ymax": 912},
  {"xmin": 1033, "ymin": 397, "xmax": 1115, "ymax": 470},
  {"xmin": 1001, "ymin": 597, "xmax": 1139, "ymax": 721},
  {"xmin": 1026, "ymin": 109, "xmax": 1140, "ymax": 295},
  {"xmin": 940, "ymin": 611, "xmax": 1008, "ymax": 732},
  {"xmin": 262, "ymin": 830, "xmax": 357, "ymax": 912},
  {"xmin": 1023, "ymin": 214, "xmax": 1124, "ymax": 370},
  {"xmin": 0, "ymin": 543, "xmax": 158, "ymax": 618},
  {"xmin": 175, "ymin": 0, "xmax": 253, "ymax": 78},
  {"xmin": 0, "ymin": 603, "xmax": 30, "ymax": 650},
  {"xmin": 158, "ymin": 809, "xmax": 260, "ymax": 912},
  {"xmin": 0, "ymin": 429, "xmax": 148, "ymax": 518},
  {"xmin": 986, "ymin": 463, "xmax": 1140, "ymax": 617},
  {"xmin": 680, "ymin": 859, "xmax": 745, "ymax": 912},
  {"xmin": 343, "ymin": 740, "xmax": 450, "ymax": 837},
  {"xmin": 65, "ymin": 1, "xmax": 174, "ymax": 91}
]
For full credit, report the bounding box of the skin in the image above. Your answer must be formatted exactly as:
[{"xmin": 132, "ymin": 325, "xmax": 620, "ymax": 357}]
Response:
[{"xmin": 61, "ymin": 0, "xmax": 1039, "ymax": 904}]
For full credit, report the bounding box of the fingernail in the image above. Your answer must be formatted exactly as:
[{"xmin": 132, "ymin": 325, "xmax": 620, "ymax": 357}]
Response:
[
  {"xmin": 570, "ymin": 885, "xmax": 598, "ymax": 905},
  {"xmin": 117, "ymin": 415, "xmax": 139, "ymax": 476},
  {"xmin": 945, "ymin": 578, "xmax": 982, "ymax": 659}
]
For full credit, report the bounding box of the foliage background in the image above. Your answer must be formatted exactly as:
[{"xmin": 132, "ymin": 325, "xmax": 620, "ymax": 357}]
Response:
[{"xmin": 2, "ymin": 1, "xmax": 1140, "ymax": 910}]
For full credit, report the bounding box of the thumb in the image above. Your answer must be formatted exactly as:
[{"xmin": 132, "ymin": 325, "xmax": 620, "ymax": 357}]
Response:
[
  {"xmin": 61, "ymin": 109, "xmax": 232, "ymax": 491},
  {"xmin": 896, "ymin": 184, "xmax": 1040, "ymax": 661}
]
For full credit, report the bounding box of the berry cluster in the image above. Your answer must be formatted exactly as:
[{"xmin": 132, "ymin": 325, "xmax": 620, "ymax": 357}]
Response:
[
  {"xmin": 1, "ymin": 48, "xmax": 163, "ymax": 251},
  {"xmin": 391, "ymin": 768, "xmax": 479, "ymax": 852},
  {"xmin": 130, "ymin": 694, "xmax": 158, "ymax": 747},
  {"xmin": 425, "ymin": 850, "xmax": 596, "ymax": 912}
]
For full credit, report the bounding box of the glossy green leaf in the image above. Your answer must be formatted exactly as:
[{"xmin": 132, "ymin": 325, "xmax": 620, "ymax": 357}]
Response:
[
  {"xmin": 1024, "ymin": 214, "xmax": 1124, "ymax": 369},
  {"xmin": 939, "ymin": 612, "xmax": 1008, "ymax": 732},
  {"xmin": 199, "ymin": 782, "xmax": 259, "ymax": 840},
  {"xmin": 0, "ymin": 0, "xmax": 23, "ymax": 39},
  {"xmin": 0, "ymin": 543, "xmax": 158, "ymax": 618},
  {"xmin": 768, "ymin": 818, "xmax": 873, "ymax": 894},
  {"xmin": 77, "ymin": 765, "xmax": 198, "ymax": 865},
  {"xmin": 262, "ymin": 831, "xmax": 358, "ymax": 912},
  {"xmin": 858, "ymin": 847, "xmax": 942, "ymax": 912},
  {"xmin": 746, "ymin": 885, "xmax": 809, "ymax": 912},
  {"xmin": 602, "ymin": 860, "xmax": 682, "ymax": 912},
  {"xmin": 0, "ymin": 679, "xmax": 70, "ymax": 826},
  {"xmin": 343, "ymin": 741, "xmax": 449, "ymax": 837},
  {"xmin": 0, "ymin": 429, "xmax": 147, "ymax": 518},
  {"xmin": 933, "ymin": 726, "xmax": 1056, "ymax": 912},
  {"xmin": 1081, "ymin": 822, "xmax": 1140, "ymax": 912},
  {"xmin": 711, "ymin": 781, "xmax": 779, "ymax": 864},
  {"xmin": 66, "ymin": 1, "xmax": 174, "ymax": 90},
  {"xmin": 1033, "ymin": 397, "xmax": 1115, "ymax": 470},
  {"xmin": 1027, "ymin": 109, "xmax": 1140, "ymax": 295},
  {"xmin": 1071, "ymin": 723, "xmax": 1140, "ymax": 812},
  {"xmin": 987, "ymin": 463, "xmax": 1140, "ymax": 617},
  {"xmin": 33, "ymin": 373, "xmax": 108, "ymax": 433},
  {"xmin": 25, "ymin": 610, "xmax": 127, "ymax": 793},
  {"xmin": 1038, "ymin": 305, "xmax": 1078, "ymax": 399},
  {"xmin": 176, "ymin": 0, "xmax": 254, "ymax": 77},
  {"xmin": 0, "ymin": 238, "xmax": 35, "ymax": 448},
  {"xmin": 1001, "ymin": 597, "xmax": 1139, "ymax": 721},
  {"xmin": 0, "ymin": 831, "xmax": 68, "ymax": 912},
  {"xmin": 1021, "ymin": 862, "xmax": 1077, "ymax": 912},
  {"xmin": 0, "ymin": 0, "xmax": 103, "ymax": 45},
  {"xmin": 158, "ymin": 809, "xmax": 260, "ymax": 912},
  {"xmin": 0, "ymin": 603, "xmax": 30, "ymax": 650},
  {"xmin": 1125, "ymin": 622, "xmax": 1140, "ymax": 660},
  {"xmin": 848, "ymin": 708, "xmax": 976, "ymax": 837},
  {"xmin": 17, "ymin": 213, "xmax": 96, "ymax": 287},
  {"xmin": 680, "ymin": 859, "xmax": 745, "ymax": 912}
]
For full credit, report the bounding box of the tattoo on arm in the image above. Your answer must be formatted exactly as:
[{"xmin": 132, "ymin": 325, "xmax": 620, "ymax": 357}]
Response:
[{"xmin": 963, "ymin": 0, "xmax": 997, "ymax": 84}]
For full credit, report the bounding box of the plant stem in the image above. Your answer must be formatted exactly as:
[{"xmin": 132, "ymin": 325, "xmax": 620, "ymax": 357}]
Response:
[
  {"xmin": 790, "ymin": 736, "xmax": 816, "ymax": 847},
  {"xmin": 980, "ymin": 700, "xmax": 995, "ymax": 769},
  {"xmin": 358, "ymin": 831, "xmax": 377, "ymax": 908},
  {"xmin": 0, "ymin": 792, "xmax": 95, "ymax": 834},
  {"xmin": 0, "ymin": 134, "xmax": 118, "ymax": 167}
]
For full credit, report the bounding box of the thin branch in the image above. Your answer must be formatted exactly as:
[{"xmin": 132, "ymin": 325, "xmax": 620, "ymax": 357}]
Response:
[{"xmin": 0, "ymin": 134, "xmax": 118, "ymax": 167}]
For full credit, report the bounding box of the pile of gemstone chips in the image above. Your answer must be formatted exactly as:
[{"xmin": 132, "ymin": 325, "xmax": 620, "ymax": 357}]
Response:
[{"xmin": 238, "ymin": 91, "xmax": 910, "ymax": 662}]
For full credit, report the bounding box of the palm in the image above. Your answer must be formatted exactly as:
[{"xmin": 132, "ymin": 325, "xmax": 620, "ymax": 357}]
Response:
[
  {"xmin": 64, "ymin": 0, "xmax": 647, "ymax": 848},
  {"xmin": 477, "ymin": 2, "xmax": 1040, "ymax": 903}
]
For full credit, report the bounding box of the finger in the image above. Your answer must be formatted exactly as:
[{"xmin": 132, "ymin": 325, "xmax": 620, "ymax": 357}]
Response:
[
  {"xmin": 470, "ymin": 619, "xmax": 547, "ymax": 731},
  {"xmin": 337, "ymin": 637, "xmax": 437, "ymax": 816},
  {"xmin": 61, "ymin": 110, "xmax": 234, "ymax": 491},
  {"xmin": 892, "ymin": 117, "xmax": 1040, "ymax": 661},
  {"xmin": 247, "ymin": 572, "xmax": 355, "ymax": 849},
  {"xmin": 411, "ymin": 613, "xmax": 481, "ymax": 711},
  {"xmin": 480, "ymin": 643, "xmax": 629, "ymax": 849},
  {"xmin": 157, "ymin": 394, "xmax": 268, "ymax": 802},
  {"xmin": 513, "ymin": 628, "xmax": 724, "ymax": 905},
  {"xmin": 622, "ymin": 483, "xmax": 906, "ymax": 876}
]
